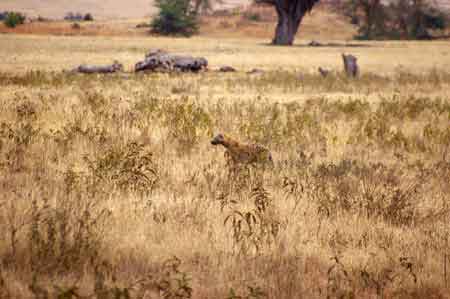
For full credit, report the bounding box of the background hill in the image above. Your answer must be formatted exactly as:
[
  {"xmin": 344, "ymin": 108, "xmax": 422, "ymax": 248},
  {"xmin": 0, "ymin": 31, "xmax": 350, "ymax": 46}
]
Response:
[
  {"xmin": 0, "ymin": 0, "xmax": 252, "ymax": 19},
  {"xmin": 1, "ymin": 0, "xmax": 158, "ymax": 19}
]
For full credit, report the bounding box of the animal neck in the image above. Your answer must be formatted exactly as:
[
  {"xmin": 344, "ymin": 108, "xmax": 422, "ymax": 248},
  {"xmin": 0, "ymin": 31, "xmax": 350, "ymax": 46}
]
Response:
[{"xmin": 221, "ymin": 136, "xmax": 240, "ymax": 150}]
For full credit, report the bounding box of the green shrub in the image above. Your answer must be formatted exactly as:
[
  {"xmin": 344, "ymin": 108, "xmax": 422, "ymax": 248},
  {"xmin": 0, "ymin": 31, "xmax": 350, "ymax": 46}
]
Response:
[
  {"xmin": 64, "ymin": 12, "xmax": 83, "ymax": 21},
  {"xmin": 245, "ymin": 13, "xmax": 262, "ymax": 22},
  {"xmin": 71, "ymin": 22, "xmax": 81, "ymax": 30},
  {"xmin": 422, "ymin": 7, "xmax": 447, "ymax": 32},
  {"xmin": 344, "ymin": 0, "xmax": 449, "ymax": 40},
  {"xmin": 3, "ymin": 11, "xmax": 26, "ymax": 28},
  {"xmin": 151, "ymin": 0, "xmax": 199, "ymax": 37},
  {"xmin": 83, "ymin": 13, "xmax": 94, "ymax": 21}
]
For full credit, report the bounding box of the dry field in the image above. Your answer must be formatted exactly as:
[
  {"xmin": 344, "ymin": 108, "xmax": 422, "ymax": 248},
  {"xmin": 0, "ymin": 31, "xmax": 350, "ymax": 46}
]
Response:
[{"xmin": 0, "ymin": 34, "xmax": 450, "ymax": 298}]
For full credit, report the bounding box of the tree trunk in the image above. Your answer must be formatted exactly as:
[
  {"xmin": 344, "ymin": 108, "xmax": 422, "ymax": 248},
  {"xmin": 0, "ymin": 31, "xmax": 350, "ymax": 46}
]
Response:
[
  {"xmin": 270, "ymin": 0, "xmax": 318, "ymax": 45},
  {"xmin": 273, "ymin": 4, "xmax": 291, "ymax": 45}
]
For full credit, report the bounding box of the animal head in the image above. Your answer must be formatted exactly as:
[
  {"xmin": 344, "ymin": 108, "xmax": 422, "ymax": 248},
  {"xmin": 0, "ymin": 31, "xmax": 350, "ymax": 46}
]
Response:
[
  {"xmin": 198, "ymin": 57, "xmax": 208, "ymax": 69},
  {"xmin": 112, "ymin": 61, "xmax": 124, "ymax": 71},
  {"xmin": 211, "ymin": 133, "xmax": 225, "ymax": 145}
]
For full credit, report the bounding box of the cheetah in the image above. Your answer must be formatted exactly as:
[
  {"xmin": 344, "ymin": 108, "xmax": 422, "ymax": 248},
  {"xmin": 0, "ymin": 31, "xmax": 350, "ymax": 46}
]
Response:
[{"xmin": 210, "ymin": 133, "xmax": 274, "ymax": 168}]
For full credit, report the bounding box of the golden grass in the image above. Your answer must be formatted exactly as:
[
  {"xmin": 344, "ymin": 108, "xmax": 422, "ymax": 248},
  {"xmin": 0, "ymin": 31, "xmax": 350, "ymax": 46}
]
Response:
[
  {"xmin": 1, "ymin": 33, "xmax": 450, "ymax": 75},
  {"xmin": 0, "ymin": 19, "xmax": 150, "ymax": 37},
  {"xmin": 0, "ymin": 34, "xmax": 449, "ymax": 298}
]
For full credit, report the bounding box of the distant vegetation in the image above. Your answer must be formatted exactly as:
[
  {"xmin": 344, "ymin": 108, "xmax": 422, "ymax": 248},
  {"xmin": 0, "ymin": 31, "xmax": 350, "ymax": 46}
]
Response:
[
  {"xmin": 1, "ymin": 11, "xmax": 26, "ymax": 28},
  {"xmin": 243, "ymin": 11, "xmax": 262, "ymax": 22},
  {"xmin": 71, "ymin": 22, "xmax": 81, "ymax": 30},
  {"xmin": 150, "ymin": 0, "xmax": 199, "ymax": 36},
  {"xmin": 64, "ymin": 12, "xmax": 94, "ymax": 22},
  {"xmin": 83, "ymin": 13, "xmax": 94, "ymax": 21},
  {"xmin": 343, "ymin": 0, "xmax": 449, "ymax": 40}
]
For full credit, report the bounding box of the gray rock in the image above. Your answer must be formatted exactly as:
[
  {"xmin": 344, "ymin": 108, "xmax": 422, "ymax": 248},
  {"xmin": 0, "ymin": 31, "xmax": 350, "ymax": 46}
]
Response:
[
  {"xmin": 74, "ymin": 61, "xmax": 123, "ymax": 74},
  {"xmin": 308, "ymin": 40, "xmax": 322, "ymax": 47},
  {"xmin": 247, "ymin": 68, "xmax": 264, "ymax": 75},
  {"xmin": 219, "ymin": 66, "xmax": 237, "ymax": 72}
]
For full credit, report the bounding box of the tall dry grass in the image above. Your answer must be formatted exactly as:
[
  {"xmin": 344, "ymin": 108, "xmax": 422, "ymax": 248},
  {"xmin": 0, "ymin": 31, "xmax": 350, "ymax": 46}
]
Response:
[{"xmin": 0, "ymin": 36, "xmax": 449, "ymax": 298}]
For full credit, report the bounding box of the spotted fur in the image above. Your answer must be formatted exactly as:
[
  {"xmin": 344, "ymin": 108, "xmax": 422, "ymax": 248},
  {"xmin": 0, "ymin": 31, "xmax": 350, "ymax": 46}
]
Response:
[{"xmin": 211, "ymin": 133, "xmax": 273, "ymax": 167}]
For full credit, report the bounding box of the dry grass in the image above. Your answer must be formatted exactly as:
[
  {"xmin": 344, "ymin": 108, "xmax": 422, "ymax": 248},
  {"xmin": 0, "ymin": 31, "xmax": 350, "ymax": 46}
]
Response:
[
  {"xmin": 1, "ymin": 33, "xmax": 450, "ymax": 74},
  {"xmin": 0, "ymin": 19, "xmax": 151, "ymax": 37},
  {"xmin": 0, "ymin": 34, "xmax": 450, "ymax": 298}
]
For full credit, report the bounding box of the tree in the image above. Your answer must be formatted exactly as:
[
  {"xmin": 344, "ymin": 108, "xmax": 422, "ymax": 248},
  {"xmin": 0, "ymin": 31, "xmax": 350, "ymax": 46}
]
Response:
[
  {"xmin": 348, "ymin": 0, "xmax": 389, "ymax": 39},
  {"xmin": 391, "ymin": 0, "xmax": 447, "ymax": 39},
  {"xmin": 83, "ymin": 13, "xmax": 94, "ymax": 21},
  {"xmin": 343, "ymin": 0, "xmax": 448, "ymax": 40},
  {"xmin": 256, "ymin": 0, "xmax": 320, "ymax": 45},
  {"xmin": 64, "ymin": 12, "xmax": 83, "ymax": 21},
  {"xmin": 151, "ymin": 0, "xmax": 199, "ymax": 36},
  {"xmin": 3, "ymin": 12, "xmax": 26, "ymax": 28}
]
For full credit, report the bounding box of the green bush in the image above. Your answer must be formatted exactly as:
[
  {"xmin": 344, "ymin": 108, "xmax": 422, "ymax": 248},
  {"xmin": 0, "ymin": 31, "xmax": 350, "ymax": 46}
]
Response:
[
  {"xmin": 71, "ymin": 22, "xmax": 81, "ymax": 30},
  {"xmin": 245, "ymin": 13, "xmax": 262, "ymax": 22},
  {"xmin": 344, "ymin": 0, "xmax": 449, "ymax": 40},
  {"xmin": 3, "ymin": 11, "xmax": 26, "ymax": 28},
  {"xmin": 151, "ymin": 0, "xmax": 199, "ymax": 37},
  {"xmin": 423, "ymin": 8, "xmax": 447, "ymax": 30},
  {"xmin": 83, "ymin": 13, "xmax": 94, "ymax": 21}
]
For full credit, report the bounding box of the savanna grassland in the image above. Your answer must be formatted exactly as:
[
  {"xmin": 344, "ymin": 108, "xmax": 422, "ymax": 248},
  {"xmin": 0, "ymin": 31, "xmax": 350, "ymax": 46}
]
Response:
[{"xmin": 0, "ymin": 34, "xmax": 450, "ymax": 298}]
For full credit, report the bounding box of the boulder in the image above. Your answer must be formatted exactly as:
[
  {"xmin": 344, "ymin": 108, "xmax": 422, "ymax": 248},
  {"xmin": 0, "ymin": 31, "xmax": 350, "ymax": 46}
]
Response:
[
  {"xmin": 219, "ymin": 66, "xmax": 237, "ymax": 72},
  {"xmin": 247, "ymin": 68, "xmax": 264, "ymax": 75},
  {"xmin": 73, "ymin": 61, "xmax": 123, "ymax": 74}
]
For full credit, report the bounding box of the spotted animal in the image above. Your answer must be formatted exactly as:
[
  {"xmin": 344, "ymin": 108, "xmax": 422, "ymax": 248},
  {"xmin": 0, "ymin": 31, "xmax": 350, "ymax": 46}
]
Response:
[{"xmin": 210, "ymin": 133, "xmax": 274, "ymax": 168}]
